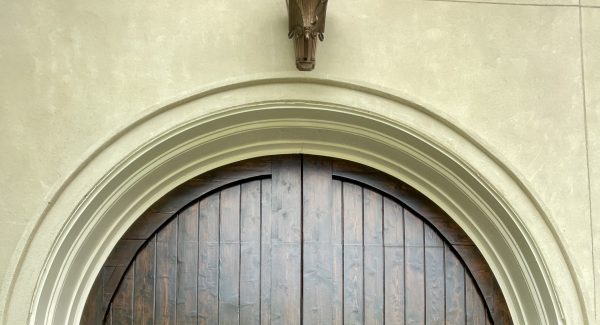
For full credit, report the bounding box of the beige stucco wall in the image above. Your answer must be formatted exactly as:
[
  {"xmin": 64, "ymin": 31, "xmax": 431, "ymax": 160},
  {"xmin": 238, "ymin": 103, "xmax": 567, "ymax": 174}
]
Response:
[{"xmin": 0, "ymin": 0, "xmax": 598, "ymax": 323}]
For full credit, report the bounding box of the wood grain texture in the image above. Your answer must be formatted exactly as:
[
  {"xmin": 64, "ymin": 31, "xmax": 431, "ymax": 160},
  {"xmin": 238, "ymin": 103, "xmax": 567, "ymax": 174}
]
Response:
[
  {"xmin": 333, "ymin": 159, "xmax": 471, "ymax": 246},
  {"xmin": 148, "ymin": 157, "xmax": 271, "ymax": 214},
  {"xmin": 363, "ymin": 189, "xmax": 384, "ymax": 325},
  {"xmin": 102, "ymin": 266, "xmax": 126, "ymax": 311},
  {"xmin": 384, "ymin": 198, "xmax": 405, "ymax": 325},
  {"xmin": 111, "ymin": 264, "xmax": 134, "ymax": 324},
  {"xmin": 133, "ymin": 238, "xmax": 155, "ymax": 325},
  {"xmin": 219, "ymin": 185, "xmax": 241, "ymax": 325},
  {"xmin": 343, "ymin": 182, "xmax": 364, "ymax": 324},
  {"xmin": 240, "ymin": 181, "xmax": 262, "ymax": 325},
  {"xmin": 270, "ymin": 156, "xmax": 301, "ymax": 325},
  {"xmin": 331, "ymin": 180, "xmax": 344, "ymax": 325},
  {"xmin": 87, "ymin": 155, "xmax": 509, "ymax": 325},
  {"xmin": 260, "ymin": 179, "xmax": 273, "ymax": 325},
  {"xmin": 198, "ymin": 193, "xmax": 220, "ymax": 325},
  {"xmin": 446, "ymin": 245, "xmax": 466, "ymax": 324},
  {"xmin": 176, "ymin": 203, "xmax": 199, "ymax": 324},
  {"xmin": 154, "ymin": 219, "xmax": 177, "ymax": 324},
  {"xmin": 333, "ymin": 157, "xmax": 510, "ymax": 324},
  {"xmin": 302, "ymin": 156, "xmax": 334, "ymax": 324},
  {"xmin": 405, "ymin": 210, "xmax": 425, "ymax": 324},
  {"xmin": 466, "ymin": 272, "xmax": 486, "ymax": 325},
  {"xmin": 105, "ymin": 240, "xmax": 145, "ymax": 267},
  {"xmin": 425, "ymin": 224, "xmax": 445, "ymax": 325}
]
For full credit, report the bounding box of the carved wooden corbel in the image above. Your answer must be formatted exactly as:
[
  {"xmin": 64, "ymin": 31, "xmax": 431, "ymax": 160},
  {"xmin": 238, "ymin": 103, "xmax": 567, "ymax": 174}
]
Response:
[{"xmin": 287, "ymin": 0, "xmax": 328, "ymax": 71}]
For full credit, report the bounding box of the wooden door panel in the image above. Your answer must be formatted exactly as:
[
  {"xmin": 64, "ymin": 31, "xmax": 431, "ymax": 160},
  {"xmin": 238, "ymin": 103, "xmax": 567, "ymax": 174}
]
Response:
[
  {"xmin": 260, "ymin": 179, "xmax": 273, "ymax": 325},
  {"xmin": 404, "ymin": 210, "xmax": 425, "ymax": 324},
  {"xmin": 363, "ymin": 189, "xmax": 384, "ymax": 325},
  {"xmin": 111, "ymin": 264, "xmax": 133, "ymax": 324},
  {"xmin": 197, "ymin": 192, "xmax": 219, "ymax": 325},
  {"xmin": 270, "ymin": 156, "xmax": 302, "ymax": 325},
  {"xmin": 331, "ymin": 180, "xmax": 344, "ymax": 325},
  {"xmin": 240, "ymin": 181, "xmax": 262, "ymax": 325},
  {"xmin": 83, "ymin": 156, "xmax": 509, "ymax": 324},
  {"xmin": 219, "ymin": 185, "xmax": 241, "ymax": 325},
  {"xmin": 155, "ymin": 218, "xmax": 177, "ymax": 324},
  {"xmin": 302, "ymin": 155, "xmax": 335, "ymax": 324},
  {"xmin": 342, "ymin": 182, "xmax": 364, "ymax": 324},
  {"xmin": 425, "ymin": 225, "xmax": 445, "ymax": 325},
  {"xmin": 133, "ymin": 237, "xmax": 154, "ymax": 325},
  {"xmin": 178, "ymin": 202, "xmax": 199, "ymax": 324},
  {"xmin": 383, "ymin": 197, "xmax": 405, "ymax": 324}
]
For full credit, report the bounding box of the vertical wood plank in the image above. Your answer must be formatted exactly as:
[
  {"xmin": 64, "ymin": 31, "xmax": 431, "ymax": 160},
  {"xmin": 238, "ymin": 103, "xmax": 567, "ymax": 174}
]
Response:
[
  {"xmin": 133, "ymin": 239, "xmax": 155, "ymax": 325},
  {"xmin": 270, "ymin": 156, "xmax": 302, "ymax": 325},
  {"xmin": 466, "ymin": 273, "xmax": 486, "ymax": 325},
  {"xmin": 219, "ymin": 185, "xmax": 241, "ymax": 325},
  {"xmin": 405, "ymin": 210, "xmax": 425, "ymax": 324},
  {"xmin": 103, "ymin": 266, "xmax": 124, "ymax": 310},
  {"xmin": 343, "ymin": 182, "xmax": 364, "ymax": 324},
  {"xmin": 363, "ymin": 189, "xmax": 384, "ymax": 325},
  {"xmin": 384, "ymin": 198, "xmax": 404, "ymax": 325},
  {"xmin": 260, "ymin": 179, "xmax": 272, "ymax": 325},
  {"xmin": 446, "ymin": 245, "xmax": 466, "ymax": 324},
  {"xmin": 155, "ymin": 219, "xmax": 177, "ymax": 324},
  {"xmin": 81, "ymin": 274, "xmax": 103, "ymax": 325},
  {"xmin": 112, "ymin": 263, "xmax": 134, "ymax": 324},
  {"xmin": 240, "ymin": 181, "xmax": 262, "ymax": 325},
  {"xmin": 331, "ymin": 180, "xmax": 344, "ymax": 325},
  {"xmin": 198, "ymin": 193, "xmax": 220, "ymax": 325},
  {"xmin": 425, "ymin": 224, "xmax": 445, "ymax": 325},
  {"xmin": 302, "ymin": 156, "xmax": 334, "ymax": 324},
  {"xmin": 176, "ymin": 203, "xmax": 199, "ymax": 324}
]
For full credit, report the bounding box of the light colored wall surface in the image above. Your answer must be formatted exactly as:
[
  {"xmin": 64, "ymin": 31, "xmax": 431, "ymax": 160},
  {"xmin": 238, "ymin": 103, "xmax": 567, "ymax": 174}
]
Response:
[
  {"xmin": 0, "ymin": 0, "xmax": 597, "ymax": 323},
  {"xmin": 582, "ymin": 5, "xmax": 600, "ymax": 322}
]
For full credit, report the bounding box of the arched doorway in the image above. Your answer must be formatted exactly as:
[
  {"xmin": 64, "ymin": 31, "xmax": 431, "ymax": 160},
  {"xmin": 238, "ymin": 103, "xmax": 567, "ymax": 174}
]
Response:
[
  {"xmin": 82, "ymin": 155, "xmax": 510, "ymax": 324},
  {"xmin": 8, "ymin": 79, "xmax": 585, "ymax": 325}
]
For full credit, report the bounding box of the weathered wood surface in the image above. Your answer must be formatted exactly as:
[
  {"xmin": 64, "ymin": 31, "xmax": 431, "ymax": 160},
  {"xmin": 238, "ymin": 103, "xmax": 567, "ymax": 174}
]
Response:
[
  {"xmin": 343, "ymin": 182, "xmax": 364, "ymax": 324},
  {"xmin": 154, "ymin": 219, "xmax": 177, "ymax": 324},
  {"xmin": 133, "ymin": 238, "xmax": 155, "ymax": 325},
  {"xmin": 240, "ymin": 181, "xmax": 262, "ymax": 325},
  {"xmin": 87, "ymin": 155, "xmax": 509, "ymax": 325},
  {"xmin": 383, "ymin": 197, "xmax": 405, "ymax": 325},
  {"xmin": 425, "ymin": 224, "xmax": 445, "ymax": 324},
  {"xmin": 363, "ymin": 189, "xmax": 384, "ymax": 325},
  {"xmin": 270, "ymin": 156, "xmax": 302, "ymax": 324},
  {"xmin": 446, "ymin": 245, "xmax": 466, "ymax": 324},
  {"xmin": 177, "ymin": 203, "xmax": 199, "ymax": 324},
  {"xmin": 260, "ymin": 179, "xmax": 273, "ymax": 325},
  {"xmin": 331, "ymin": 180, "xmax": 344, "ymax": 325},
  {"xmin": 198, "ymin": 193, "xmax": 219, "ymax": 325},
  {"xmin": 219, "ymin": 185, "xmax": 240, "ymax": 325},
  {"xmin": 405, "ymin": 210, "xmax": 425, "ymax": 324},
  {"xmin": 302, "ymin": 156, "xmax": 334, "ymax": 324},
  {"xmin": 111, "ymin": 264, "xmax": 134, "ymax": 324}
]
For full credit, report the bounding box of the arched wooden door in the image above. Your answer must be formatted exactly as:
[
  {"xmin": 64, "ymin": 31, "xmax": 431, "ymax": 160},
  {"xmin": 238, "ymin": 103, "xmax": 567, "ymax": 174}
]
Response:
[{"xmin": 82, "ymin": 155, "xmax": 511, "ymax": 324}]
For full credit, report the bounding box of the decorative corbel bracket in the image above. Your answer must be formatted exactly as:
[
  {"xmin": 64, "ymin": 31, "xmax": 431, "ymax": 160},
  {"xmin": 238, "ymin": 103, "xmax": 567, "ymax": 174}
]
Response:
[{"xmin": 287, "ymin": 0, "xmax": 328, "ymax": 71}]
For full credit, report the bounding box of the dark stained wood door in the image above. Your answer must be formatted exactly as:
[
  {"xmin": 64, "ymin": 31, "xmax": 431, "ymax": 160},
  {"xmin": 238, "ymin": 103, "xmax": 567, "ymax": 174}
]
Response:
[{"xmin": 83, "ymin": 155, "xmax": 510, "ymax": 324}]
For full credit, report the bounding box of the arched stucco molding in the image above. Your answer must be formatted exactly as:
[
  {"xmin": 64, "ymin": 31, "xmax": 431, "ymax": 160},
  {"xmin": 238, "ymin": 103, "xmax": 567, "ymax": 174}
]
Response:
[{"xmin": 0, "ymin": 77, "xmax": 588, "ymax": 324}]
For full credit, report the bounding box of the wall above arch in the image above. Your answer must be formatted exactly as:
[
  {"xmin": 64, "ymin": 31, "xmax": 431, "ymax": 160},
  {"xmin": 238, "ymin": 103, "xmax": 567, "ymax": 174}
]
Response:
[{"xmin": 0, "ymin": 78, "xmax": 591, "ymax": 324}]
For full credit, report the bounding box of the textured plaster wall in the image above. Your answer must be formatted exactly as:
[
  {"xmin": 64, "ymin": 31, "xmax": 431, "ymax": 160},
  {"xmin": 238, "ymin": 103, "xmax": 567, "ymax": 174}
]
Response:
[
  {"xmin": 0, "ymin": 0, "xmax": 597, "ymax": 323},
  {"xmin": 583, "ymin": 5, "xmax": 600, "ymax": 322}
]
